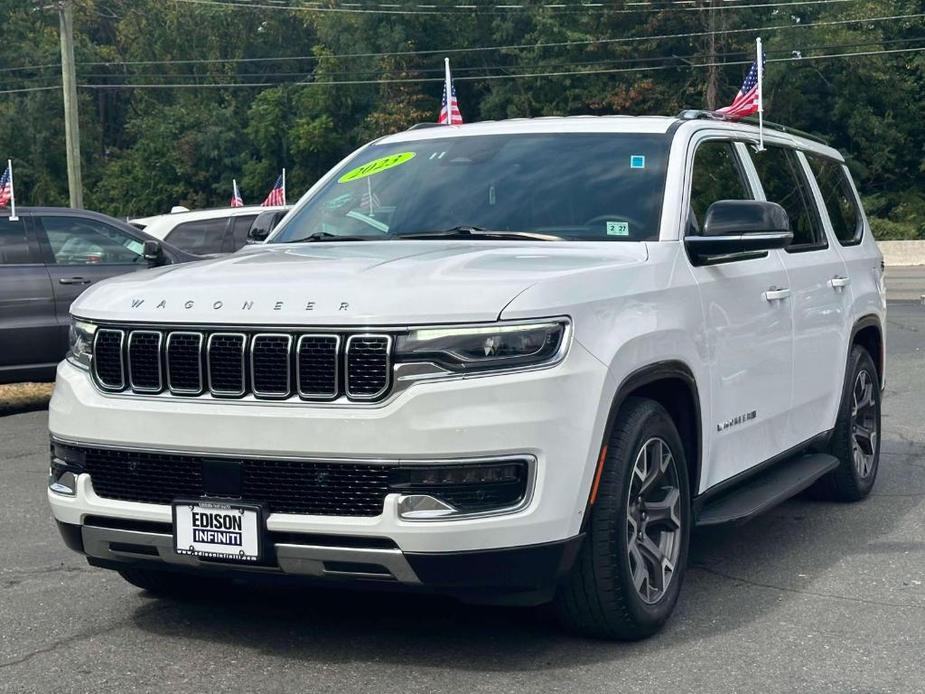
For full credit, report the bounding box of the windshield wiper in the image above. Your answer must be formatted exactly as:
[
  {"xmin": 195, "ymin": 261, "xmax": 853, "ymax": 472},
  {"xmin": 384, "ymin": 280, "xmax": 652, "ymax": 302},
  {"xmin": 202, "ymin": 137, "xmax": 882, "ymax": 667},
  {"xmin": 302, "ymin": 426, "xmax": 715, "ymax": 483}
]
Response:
[
  {"xmin": 284, "ymin": 231, "xmax": 379, "ymax": 243},
  {"xmin": 398, "ymin": 225, "xmax": 562, "ymax": 241}
]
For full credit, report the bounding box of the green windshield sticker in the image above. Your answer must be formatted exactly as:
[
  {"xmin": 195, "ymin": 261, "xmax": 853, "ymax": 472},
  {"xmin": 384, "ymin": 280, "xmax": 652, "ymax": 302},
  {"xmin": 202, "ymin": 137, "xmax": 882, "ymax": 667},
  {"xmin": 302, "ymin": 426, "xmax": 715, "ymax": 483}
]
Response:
[
  {"xmin": 338, "ymin": 152, "xmax": 416, "ymax": 183},
  {"xmin": 606, "ymin": 221, "xmax": 629, "ymax": 236}
]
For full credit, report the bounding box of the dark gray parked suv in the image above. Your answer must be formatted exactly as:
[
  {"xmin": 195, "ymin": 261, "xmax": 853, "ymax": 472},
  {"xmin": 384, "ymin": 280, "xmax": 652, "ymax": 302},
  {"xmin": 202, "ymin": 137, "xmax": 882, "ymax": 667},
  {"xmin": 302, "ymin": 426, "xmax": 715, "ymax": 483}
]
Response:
[{"xmin": 0, "ymin": 207, "xmax": 199, "ymax": 384}]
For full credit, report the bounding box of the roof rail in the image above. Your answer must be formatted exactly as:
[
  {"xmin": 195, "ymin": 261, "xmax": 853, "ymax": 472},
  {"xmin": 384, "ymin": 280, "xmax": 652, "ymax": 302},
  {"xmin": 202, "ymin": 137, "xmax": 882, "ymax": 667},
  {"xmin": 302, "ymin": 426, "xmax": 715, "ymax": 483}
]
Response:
[
  {"xmin": 674, "ymin": 109, "xmax": 827, "ymax": 145},
  {"xmin": 407, "ymin": 122, "xmax": 447, "ymax": 131}
]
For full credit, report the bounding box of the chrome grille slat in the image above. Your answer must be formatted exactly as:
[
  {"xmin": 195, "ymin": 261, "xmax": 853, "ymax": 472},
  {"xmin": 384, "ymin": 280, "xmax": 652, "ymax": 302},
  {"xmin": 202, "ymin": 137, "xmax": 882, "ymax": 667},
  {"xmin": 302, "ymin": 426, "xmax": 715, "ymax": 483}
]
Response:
[
  {"xmin": 92, "ymin": 327, "xmax": 393, "ymax": 402},
  {"xmin": 208, "ymin": 333, "xmax": 247, "ymax": 397},
  {"xmin": 127, "ymin": 330, "xmax": 163, "ymax": 393},
  {"xmin": 92, "ymin": 329, "xmax": 125, "ymax": 391},
  {"xmin": 166, "ymin": 331, "xmax": 203, "ymax": 395},
  {"xmin": 297, "ymin": 334, "xmax": 340, "ymax": 400},
  {"xmin": 251, "ymin": 333, "xmax": 292, "ymax": 398},
  {"xmin": 345, "ymin": 334, "xmax": 392, "ymax": 400}
]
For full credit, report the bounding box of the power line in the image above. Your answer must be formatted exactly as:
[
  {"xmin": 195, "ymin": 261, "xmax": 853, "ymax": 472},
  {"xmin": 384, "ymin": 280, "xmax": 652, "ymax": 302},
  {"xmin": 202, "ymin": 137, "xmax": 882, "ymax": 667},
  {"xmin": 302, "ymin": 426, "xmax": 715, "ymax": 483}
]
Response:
[
  {"xmin": 71, "ymin": 37, "xmax": 925, "ymax": 81},
  {"xmin": 0, "ymin": 85, "xmax": 61, "ymax": 95},
  {"xmin": 70, "ymin": 46, "xmax": 925, "ymax": 89},
  {"xmin": 72, "ymin": 11, "xmax": 925, "ymax": 66},
  {"xmin": 171, "ymin": 0, "xmax": 861, "ymax": 15}
]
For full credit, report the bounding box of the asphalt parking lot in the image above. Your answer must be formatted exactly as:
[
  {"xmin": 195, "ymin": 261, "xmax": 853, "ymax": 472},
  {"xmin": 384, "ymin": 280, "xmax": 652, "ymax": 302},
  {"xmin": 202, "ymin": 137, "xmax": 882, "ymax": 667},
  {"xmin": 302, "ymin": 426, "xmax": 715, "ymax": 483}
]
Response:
[{"xmin": 1, "ymin": 298, "xmax": 923, "ymax": 693}]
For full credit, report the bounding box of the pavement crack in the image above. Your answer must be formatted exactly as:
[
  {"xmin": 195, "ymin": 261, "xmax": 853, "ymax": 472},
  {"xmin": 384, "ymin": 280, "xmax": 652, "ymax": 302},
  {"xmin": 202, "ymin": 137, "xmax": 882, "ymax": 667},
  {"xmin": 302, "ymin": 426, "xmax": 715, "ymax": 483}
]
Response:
[
  {"xmin": 692, "ymin": 564, "xmax": 925, "ymax": 610},
  {"xmin": 0, "ymin": 603, "xmax": 174, "ymax": 671}
]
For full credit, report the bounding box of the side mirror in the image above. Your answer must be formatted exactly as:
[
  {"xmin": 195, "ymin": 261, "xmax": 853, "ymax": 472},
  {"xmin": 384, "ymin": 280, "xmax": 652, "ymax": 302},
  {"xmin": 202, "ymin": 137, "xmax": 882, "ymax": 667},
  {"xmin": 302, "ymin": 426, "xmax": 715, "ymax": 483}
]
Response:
[
  {"xmin": 246, "ymin": 226, "xmax": 271, "ymax": 244},
  {"xmin": 685, "ymin": 200, "xmax": 793, "ymax": 263},
  {"xmin": 142, "ymin": 239, "xmax": 163, "ymax": 266}
]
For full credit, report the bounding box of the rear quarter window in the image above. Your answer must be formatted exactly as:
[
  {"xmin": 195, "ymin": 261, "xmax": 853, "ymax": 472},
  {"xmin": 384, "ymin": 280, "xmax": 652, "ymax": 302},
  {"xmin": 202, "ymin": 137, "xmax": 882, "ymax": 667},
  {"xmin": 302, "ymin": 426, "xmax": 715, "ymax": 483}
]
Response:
[{"xmin": 806, "ymin": 155, "xmax": 863, "ymax": 245}]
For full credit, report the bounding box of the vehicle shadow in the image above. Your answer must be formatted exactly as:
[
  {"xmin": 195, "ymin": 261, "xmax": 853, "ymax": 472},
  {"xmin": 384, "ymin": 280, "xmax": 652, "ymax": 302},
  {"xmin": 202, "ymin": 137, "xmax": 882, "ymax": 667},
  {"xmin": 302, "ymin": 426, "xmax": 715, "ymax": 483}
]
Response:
[{"xmin": 129, "ymin": 434, "xmax": 924, "ymax": 669}]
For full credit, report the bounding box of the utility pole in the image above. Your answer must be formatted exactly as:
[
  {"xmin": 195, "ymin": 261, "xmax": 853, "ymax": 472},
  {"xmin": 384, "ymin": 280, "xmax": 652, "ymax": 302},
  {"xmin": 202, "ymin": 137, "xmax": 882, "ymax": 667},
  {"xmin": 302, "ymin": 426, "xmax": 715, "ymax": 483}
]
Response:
[
  {"xmin": 705, "ymin": 0, "xmax": 719, "ymax": 110},
  {"xmin": 58, "ymin": 0, "xmax": 83, "ymax": 208}
]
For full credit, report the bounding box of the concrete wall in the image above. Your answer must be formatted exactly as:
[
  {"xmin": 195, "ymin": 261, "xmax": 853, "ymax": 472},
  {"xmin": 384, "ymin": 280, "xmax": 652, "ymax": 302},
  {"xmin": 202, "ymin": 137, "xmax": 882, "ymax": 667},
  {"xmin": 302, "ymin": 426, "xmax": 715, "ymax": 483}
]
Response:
[{"xmin": 878, "ymin": 241, "xmax": 925, "ymax": 267}]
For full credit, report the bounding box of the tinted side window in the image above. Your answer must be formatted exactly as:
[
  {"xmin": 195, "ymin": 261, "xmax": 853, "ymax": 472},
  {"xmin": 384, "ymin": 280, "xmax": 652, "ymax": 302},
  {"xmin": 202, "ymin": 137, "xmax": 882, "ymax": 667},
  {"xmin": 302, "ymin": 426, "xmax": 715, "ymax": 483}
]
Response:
[
  {"xmin": 751, "ymin": 147, "xmax": 825, "ymax": 248},
  {"xmin": 229, "ymin": 215, "xmax": 258, "ymax": 251},
  {"xmin": 37, "ymin": 216, "xmax": 144, "ymax": 265},
  {"xmin": 806, "ymin": 155, "xmax": 862, "ymax": 244},
  {"xmin": 166, "ymin": 218, "xmax": 229, "ymax": 254},
  {"xmin": 688, "ymin": 141, "xmax": 752, "ymax": 233},
  {"xmin": 0, "ymin": 218, "xmax": 34, "ymax": 264}
]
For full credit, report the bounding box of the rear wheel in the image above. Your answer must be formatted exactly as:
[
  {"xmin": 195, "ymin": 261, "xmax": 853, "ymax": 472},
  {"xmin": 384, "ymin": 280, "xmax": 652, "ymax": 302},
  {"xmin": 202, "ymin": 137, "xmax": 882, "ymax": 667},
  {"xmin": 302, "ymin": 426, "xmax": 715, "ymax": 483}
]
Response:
[
  {"xmin": 555, "ymin": 397, "xmax": 691, "ymax": 640},
  {"xmin": 812, "ymin": 345, "xmax": 881, "ymax": 501}
]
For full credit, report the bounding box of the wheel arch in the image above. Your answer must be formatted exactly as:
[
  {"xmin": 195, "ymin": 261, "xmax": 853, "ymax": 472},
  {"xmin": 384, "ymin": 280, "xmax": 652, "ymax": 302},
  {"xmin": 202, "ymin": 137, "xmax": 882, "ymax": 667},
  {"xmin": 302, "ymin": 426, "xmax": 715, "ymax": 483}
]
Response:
[
  {"xmin": 850, "ymin": 314, "xmax": 884, "ymax": 387},
  {"xmin": 598, "ymin": 361, "xmax": 703, "ymax": 503}
]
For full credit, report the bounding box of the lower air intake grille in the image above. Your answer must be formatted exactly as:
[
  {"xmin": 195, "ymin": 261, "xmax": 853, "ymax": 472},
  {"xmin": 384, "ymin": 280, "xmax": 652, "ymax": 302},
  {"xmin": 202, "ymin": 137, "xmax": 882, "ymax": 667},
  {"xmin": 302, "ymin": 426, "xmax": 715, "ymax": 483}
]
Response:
[{"xmin": 81, "ymin": 447, "xmax": 390, "ymax": 516}]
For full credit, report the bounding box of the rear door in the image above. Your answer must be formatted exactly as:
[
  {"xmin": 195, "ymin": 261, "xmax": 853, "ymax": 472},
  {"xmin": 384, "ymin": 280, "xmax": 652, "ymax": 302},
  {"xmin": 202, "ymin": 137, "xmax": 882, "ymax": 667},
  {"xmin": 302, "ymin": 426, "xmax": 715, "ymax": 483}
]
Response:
[
  {"xmin": 32, "ymin": 214, "xmax": 147, "ymax": 339},
  {"xmin": 748, "ymin": 145, "xmax": 850, "ymax": 444},
  {"xmin": 0, "ymin": 214, "xmax": 61, "ymax": 380},
  {"xmin": 225, "ymin": 214, "xmax": 258, "ymax": 252},
  {"xmin": 164, "ymin": 217, "xmax": 230, "ymax": 255},
  {"xmin": 684, "ymin": 137, "xmax": 795, "ymax": 489}
]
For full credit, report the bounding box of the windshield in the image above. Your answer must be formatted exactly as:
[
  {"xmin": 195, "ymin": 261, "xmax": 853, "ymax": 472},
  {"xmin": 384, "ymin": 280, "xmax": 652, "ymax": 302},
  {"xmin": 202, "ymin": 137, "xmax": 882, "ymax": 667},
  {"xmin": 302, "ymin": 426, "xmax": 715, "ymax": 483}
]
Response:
[{"xmin": 271, "ymin": 132, "xmax": 671, "ymax": 243}]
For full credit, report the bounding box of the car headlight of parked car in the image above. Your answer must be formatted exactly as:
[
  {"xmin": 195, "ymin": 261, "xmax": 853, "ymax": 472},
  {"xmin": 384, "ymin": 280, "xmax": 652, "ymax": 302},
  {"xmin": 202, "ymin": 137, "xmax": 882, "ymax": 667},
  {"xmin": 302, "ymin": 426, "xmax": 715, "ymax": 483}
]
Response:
[
  {"xmin": 394, "ymin": 319, "xmax": 569, "ymax": 372},
  {"xmin": 67, "ymin": 318, "xmax": 97, "ymax": 371}
]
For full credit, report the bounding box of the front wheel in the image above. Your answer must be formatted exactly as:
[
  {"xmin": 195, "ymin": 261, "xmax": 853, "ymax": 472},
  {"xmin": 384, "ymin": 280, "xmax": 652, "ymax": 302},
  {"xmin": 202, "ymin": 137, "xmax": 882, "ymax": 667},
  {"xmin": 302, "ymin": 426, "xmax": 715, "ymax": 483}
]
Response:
[{"xmin": 555, "ymin": 397, "xmax": 691, "ymax": 640}]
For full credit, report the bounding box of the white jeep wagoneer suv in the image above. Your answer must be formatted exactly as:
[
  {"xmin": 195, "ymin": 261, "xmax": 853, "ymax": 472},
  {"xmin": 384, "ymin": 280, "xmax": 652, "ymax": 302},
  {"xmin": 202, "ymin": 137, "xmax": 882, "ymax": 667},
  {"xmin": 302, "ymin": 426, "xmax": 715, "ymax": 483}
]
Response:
[{"xmin": 48, "ymin": 112, "xmax": 885, "ymax": 640}]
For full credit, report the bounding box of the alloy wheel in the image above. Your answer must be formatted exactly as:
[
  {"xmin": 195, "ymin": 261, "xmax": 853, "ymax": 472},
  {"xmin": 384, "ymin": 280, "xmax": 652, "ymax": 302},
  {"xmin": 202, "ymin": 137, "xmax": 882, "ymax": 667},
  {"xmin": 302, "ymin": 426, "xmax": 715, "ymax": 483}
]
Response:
[
  {"xmin": 850, "ymin": 368, "xmax": 878, "ymax": 479},
  {"xmin": 625, "ymin": 437, "xmax": 683, "ymax": 605}
]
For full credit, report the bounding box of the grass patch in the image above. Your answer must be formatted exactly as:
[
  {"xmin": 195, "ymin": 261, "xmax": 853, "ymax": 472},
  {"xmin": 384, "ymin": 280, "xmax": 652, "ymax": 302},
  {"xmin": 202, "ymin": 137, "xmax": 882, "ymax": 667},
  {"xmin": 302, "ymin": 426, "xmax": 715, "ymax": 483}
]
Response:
[{"xmin": 0, "ymin": 382, "xmax": 54, "ymax": 416}]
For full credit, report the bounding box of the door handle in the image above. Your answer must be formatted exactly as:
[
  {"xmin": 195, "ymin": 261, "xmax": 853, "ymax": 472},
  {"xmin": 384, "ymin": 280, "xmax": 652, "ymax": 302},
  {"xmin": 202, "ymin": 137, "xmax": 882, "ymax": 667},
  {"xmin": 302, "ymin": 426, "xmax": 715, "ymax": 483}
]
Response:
[
  {"xmin": 829, "ymin": 275, "xmax": 851, "ymax": 289},
  {"xmin": 58, "ymin": 277, "xmax": 91, "ymax": 285},
  {"xmin": 763, "ymin": 287, "xmax": 791, "ymax": 302}
]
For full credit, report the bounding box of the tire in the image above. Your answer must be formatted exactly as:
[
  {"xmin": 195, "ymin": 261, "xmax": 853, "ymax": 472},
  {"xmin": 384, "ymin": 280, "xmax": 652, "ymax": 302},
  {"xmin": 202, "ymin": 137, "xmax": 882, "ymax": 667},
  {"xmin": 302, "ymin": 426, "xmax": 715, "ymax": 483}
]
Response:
[
  {"xmin": 555, "ymin": 396, "xmax": 691, "ymax": 640},
  {"xmin": 811, "ymin": 345, "xmax": 882, "ymax": 502},
  {"xmin": 118, "ymin": 567, "xmax": 225, "ymax": 598}
]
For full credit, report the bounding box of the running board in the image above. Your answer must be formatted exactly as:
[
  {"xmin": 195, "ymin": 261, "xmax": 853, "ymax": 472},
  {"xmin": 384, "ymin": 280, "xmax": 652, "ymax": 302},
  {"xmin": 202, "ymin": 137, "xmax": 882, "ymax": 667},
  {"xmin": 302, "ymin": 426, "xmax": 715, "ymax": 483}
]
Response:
[{"xmin": 696, "ymin": 453, "xmax": 839, "ymax": 527}]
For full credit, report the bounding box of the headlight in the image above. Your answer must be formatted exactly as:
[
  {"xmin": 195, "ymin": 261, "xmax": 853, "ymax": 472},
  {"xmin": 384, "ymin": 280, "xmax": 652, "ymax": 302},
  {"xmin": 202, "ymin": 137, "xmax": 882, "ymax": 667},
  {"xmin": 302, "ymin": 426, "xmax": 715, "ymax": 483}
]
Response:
[
  {"xmin": 67, "ymin": 318, "xmax": 96, "ymax": 370},
  {"xmin": 394, "ymin": 320, "xmax": 569, "ymax": 372}
]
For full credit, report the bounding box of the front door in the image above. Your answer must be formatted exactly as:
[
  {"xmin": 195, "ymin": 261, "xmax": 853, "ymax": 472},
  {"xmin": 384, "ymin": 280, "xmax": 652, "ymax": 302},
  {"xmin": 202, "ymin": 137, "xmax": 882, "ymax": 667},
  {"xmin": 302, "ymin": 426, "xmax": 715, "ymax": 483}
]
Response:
[
  {"xmin": 684, "ymin": 138, "xmax": 794, "ymax": 490},
  {"xmin": 0, "ymin": 214, "xmax": 60, "ymax": 381},
  {"xmin": 32, "ymin": 214, "xmax": 148, "ymax": 343}
]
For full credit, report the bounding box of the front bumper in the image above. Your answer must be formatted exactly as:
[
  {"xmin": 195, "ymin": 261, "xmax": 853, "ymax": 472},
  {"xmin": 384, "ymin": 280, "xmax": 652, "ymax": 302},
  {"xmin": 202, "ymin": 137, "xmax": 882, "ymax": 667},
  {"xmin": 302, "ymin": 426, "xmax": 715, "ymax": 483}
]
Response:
[
  {"xmin": 48, "ymin": 339, "xmax": 611, "ymax": 556},
  {"xmin": 57, "ymin": 519, "xmax": 583, "ymax": 604}
]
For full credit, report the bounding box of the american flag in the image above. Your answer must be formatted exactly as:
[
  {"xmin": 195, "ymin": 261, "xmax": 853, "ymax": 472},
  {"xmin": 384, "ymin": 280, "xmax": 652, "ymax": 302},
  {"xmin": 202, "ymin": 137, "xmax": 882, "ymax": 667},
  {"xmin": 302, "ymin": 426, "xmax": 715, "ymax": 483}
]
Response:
[
  {"xmin": 230, "ymin": 179, "xmax": 244, "ymax": 208},
  {"xmin": 716, "ymin": 56, "xmax": 764, "ymax": 119},
  {"xmin": 438, "ymin": 83, "xmax": 463, "ymax": 125},
  {"xmin": 0, "ymin": 164, "xmax": 11, "ymax": 208},
  {"xmin": 261, "ymin": 173, "xmax": 285, "ymax": 206}
]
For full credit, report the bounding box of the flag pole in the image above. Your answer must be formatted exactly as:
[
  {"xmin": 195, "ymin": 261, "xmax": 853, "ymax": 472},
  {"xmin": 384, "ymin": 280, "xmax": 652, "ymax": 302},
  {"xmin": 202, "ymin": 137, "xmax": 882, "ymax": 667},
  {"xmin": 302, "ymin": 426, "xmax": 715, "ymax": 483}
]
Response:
[
  {"xmin": 8, "ymin": 159, "xmax": 17, "ymax": 222},
  {"xmin": 756, "ymin": 37, "xmax": 765, "ymax": 152},
  {"xmin": 444, "ymin": 58, "xmax": 453, "ymax": 126},
  {"xmin": 281, "ymin": 168, "xmax": 286, "ymax": 205}
]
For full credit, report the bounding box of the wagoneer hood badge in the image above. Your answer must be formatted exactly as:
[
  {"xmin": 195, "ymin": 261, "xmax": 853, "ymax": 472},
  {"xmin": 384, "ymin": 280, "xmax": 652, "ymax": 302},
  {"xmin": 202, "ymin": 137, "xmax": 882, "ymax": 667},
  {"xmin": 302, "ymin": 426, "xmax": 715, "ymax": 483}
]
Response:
[{"xmin": 71, "ymin": 240, "xmax": 648, "ymax": 325}]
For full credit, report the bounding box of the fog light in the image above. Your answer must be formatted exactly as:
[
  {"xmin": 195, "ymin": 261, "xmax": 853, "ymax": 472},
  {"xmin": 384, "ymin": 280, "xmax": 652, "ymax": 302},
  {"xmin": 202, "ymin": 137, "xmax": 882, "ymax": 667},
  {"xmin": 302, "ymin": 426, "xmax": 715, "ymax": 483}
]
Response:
[
  {"xmin": 390, "ymin": 460, "xmax": 530, "ymax": 519},
  {"xmin": 48, "ymin": 442, "xmax": 85, "ymax": 496}
]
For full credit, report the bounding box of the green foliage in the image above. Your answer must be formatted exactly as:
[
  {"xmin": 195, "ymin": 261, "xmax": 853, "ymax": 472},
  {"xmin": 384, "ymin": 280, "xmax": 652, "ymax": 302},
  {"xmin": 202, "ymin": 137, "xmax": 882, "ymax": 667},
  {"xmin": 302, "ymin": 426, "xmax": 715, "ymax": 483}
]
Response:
[{"xmin": 0, "ymin": 0, "xmax": 921, "ymax": 238}]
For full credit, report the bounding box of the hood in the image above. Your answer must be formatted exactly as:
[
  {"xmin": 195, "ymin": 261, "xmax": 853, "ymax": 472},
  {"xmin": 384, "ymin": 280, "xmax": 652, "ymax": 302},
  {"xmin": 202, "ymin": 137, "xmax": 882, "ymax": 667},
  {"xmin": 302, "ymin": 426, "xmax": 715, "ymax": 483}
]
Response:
[{"xmin": 72, "ymin": 240, "xmax": 648, "ymax": 325}]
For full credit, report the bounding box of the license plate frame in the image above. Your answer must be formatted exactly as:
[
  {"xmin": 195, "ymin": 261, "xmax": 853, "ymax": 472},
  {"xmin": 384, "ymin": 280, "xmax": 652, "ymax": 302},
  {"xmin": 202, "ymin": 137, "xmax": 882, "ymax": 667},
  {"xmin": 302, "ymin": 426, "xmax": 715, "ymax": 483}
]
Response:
[{"xmin": 172, "ymin": 499, "xmax": 264, "ymax": 563}]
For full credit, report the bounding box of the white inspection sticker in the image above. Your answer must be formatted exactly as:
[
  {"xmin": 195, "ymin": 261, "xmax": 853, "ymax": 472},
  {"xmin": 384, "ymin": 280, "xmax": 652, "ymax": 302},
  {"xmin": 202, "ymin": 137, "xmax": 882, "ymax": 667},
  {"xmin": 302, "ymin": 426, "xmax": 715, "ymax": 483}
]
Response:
[{"xmin": 606, "ymin": 221, "xmax": 629, "ymax": 236}]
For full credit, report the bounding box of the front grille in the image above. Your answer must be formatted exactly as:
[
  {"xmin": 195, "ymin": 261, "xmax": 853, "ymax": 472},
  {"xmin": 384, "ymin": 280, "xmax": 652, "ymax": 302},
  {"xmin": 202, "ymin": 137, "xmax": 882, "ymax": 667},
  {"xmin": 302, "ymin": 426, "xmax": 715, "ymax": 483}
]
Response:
[
  {"xmin": 93, "ymin": 329, "xmax": 125, "ymax": 390},
  {"xmin": 127, "ymin": 331, "xmax": 162, "ymax": 392},
  {"xmin": 345, "ymin": 335, "xmax": 391, "ymax": 399},
  {"xmin": 251, "ymin": 334, "xmax": 292, "ymax": 397},
  {"xmin": 82, "ymin": 447, "xmax": 390, "ymax": 516},
  {"xmin": 89, "ymin": 325, "xmax": 392, "ymax": 402}
]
